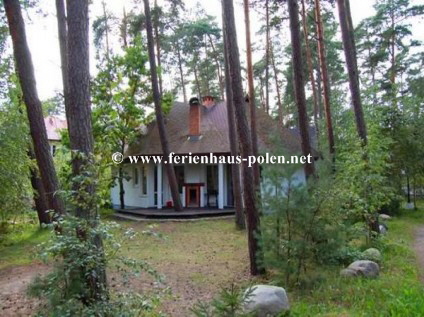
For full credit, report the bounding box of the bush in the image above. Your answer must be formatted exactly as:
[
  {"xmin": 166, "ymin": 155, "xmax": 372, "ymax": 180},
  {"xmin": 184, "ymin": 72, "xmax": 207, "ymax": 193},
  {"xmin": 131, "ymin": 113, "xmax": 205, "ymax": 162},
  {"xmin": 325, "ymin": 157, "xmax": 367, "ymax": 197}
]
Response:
[
  {"xmin": 28, "ymin": 217, "xmax": 166, "ymax": 316},
  {"xmin": 191, "ymin": 284, "xmax": 254, "ymax": 317},
  {"xmin": 260, "ymin": 161, "xmax": 351, "ymax": 285}
]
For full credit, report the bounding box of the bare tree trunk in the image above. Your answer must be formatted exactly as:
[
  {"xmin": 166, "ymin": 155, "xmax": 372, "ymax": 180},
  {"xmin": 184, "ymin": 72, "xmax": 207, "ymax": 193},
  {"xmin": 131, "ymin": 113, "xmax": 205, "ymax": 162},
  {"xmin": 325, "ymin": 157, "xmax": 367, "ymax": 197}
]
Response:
[
  {"xmin": 222, "ymin": 0, "xmax": 264, "ymax": 276},
  {"xmin": 287, "ymin": 0, "xmax": 315, "ymax": 179},
  {"xmin": 121, "ymin": 6, "xmax": 128, "ymax": 48},
  {"xmin": 243, "ymin": 0, "xmax": 261, "ymax": 192},
  {"xmin": 66, "ymin": 0, "xmax": 108, "ymax": 300},
  {"xmin": 270, "ymin": 42, "xmax": 283, "ymax": 130},
  {"xmin": 153, "ymin": 0, "xmax": 163, "ymax": 96},
  {"xmin": 300, "ymin": 0, "xmax": 319, "ymax": 139},
  {"xmin": 314, "ymin": 0, "xmax": 335, "ymax": 156},
  {"xmin": 28, "ymin": 147, "xmax": 51, "ymax": 225},
  {"xmin": 264, "ymin": 0, "xmax": 270, "ymax": 113},
  {"xmin": 176, "ymin": 41, "xmax": 187, "ymax": 104},
  {"xmin": 193, "ymin": 62, "xmax": 202, "ymax": 98},
  {"xmin": 336, "ymin": 0, "xmax": 367, "ymax": 144},
  {"xmin": 143, "ymin": 0, "xmax": 183, "ymax": 211},
  {"xmin": 55, "ymin": 0, "xmax": 69, "ymax": 116},
  {"xmin": 4, "ymin": 0, "xmax": 65, "ymax": 216},
  {"xmin": 101, "ymin": 1, "xmax": 110, "ymax": 62},
  {"xmin": 207, "ymin": 34, "xmax": 225, "ymax": 100},
  {"xmin": 223, "ymin": 26, "xmax": 245, "ymax": 230}
]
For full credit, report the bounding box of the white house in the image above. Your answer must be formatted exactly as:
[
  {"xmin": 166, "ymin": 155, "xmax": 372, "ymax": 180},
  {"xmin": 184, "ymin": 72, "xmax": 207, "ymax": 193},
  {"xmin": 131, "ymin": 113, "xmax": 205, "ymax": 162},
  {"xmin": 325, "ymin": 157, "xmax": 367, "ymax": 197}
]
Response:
[{"xmin": 111, "ymin": 96, "xmax": 313, "ymax": 210}]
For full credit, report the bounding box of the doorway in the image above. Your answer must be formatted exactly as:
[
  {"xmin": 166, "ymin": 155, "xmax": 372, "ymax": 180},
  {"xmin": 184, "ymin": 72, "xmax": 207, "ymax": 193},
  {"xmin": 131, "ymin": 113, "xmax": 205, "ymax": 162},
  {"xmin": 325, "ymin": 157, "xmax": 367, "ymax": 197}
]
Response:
[{"xmin": 185, "ymin": 185, "xmax": 200, "ymax": 207}]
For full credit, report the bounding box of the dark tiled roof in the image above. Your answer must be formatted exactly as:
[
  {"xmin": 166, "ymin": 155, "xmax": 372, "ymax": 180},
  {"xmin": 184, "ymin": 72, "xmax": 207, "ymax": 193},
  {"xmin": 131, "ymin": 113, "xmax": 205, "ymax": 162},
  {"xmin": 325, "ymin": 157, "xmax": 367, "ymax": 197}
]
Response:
[{"xmin": 125, "ymin": 101, "xmax": 312, "ymax": 157}]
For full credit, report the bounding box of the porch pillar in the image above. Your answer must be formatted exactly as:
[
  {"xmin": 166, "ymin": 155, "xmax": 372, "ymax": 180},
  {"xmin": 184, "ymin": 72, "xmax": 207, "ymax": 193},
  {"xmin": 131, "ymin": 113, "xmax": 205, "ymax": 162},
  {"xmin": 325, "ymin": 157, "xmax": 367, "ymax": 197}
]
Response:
[
  {"xmin": 157, "ymin": 163, "xmax": 162, "ymax": 209},
  {"xmin": 218, "ymin": 163, "xmax": 224, "ymax": 209}
]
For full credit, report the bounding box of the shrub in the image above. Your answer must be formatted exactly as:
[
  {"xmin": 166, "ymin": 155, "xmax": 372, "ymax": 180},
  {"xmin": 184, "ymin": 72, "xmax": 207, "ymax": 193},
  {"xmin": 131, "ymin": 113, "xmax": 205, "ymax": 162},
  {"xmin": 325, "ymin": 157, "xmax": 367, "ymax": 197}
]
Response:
[{"xmin": 28, "ymin": 217, "xmax": 166, "ymax": 316}]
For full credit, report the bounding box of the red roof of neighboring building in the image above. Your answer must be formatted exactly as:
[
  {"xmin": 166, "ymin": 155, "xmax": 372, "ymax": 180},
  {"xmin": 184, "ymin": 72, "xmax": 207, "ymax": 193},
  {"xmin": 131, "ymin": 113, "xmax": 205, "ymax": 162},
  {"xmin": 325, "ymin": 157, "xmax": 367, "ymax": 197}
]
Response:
[{"xmin": 44, "ymin": 116, "xmax": 67, "ymax": 141}]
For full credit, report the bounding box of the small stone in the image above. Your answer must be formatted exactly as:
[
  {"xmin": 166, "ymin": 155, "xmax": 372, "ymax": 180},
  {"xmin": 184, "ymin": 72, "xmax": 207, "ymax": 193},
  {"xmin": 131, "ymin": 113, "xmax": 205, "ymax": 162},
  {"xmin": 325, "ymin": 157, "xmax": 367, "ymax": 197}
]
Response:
[
  {"xmin": 244, "ymin": 285, "xmax": 290, "ymax": 317},
  {"xmin": 379, "ymin": 223, "xmax": 388, "ymax": 234},
  {"xmin": 362, "ymin": 248, "xmax": 382, "ymax": 263},
  {"xmin": 379, "ymin": 214, "xmax": 392, "ymax": 220}
]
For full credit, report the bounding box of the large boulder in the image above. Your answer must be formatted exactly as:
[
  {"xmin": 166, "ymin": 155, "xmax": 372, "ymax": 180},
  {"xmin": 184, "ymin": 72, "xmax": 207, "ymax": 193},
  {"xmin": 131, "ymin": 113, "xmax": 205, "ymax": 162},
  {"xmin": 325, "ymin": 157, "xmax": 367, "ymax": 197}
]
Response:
[
  {"xmin": 362, "ymin": 248, "xmax": 382, "ymax": 263},
  {"xmin": 342, "ymin": 260, "xmax": 380, "ymax": 278},
  {"xmin": 244, "ymin": 285, "xmax": 290, "ymax": 317}
]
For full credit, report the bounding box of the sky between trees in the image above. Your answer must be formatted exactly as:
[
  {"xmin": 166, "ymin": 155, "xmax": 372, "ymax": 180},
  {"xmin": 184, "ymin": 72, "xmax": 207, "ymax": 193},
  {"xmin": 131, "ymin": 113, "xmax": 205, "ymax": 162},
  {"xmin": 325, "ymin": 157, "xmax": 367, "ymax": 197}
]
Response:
[{"xmin": 15, "ymin": 0, "xmax": 424, "ymax": 100}]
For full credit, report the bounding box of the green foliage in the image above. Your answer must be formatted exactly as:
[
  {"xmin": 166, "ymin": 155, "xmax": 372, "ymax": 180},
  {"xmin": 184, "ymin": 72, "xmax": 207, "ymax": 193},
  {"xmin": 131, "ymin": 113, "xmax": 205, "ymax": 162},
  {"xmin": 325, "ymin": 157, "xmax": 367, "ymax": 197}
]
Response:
[
  {"xmin": 29, "ymin": 153, "xmax": 166, "ymax": 316},
  {"xmin": 290, "ymin": 209, "xmax": 424, "ymax": 316},
  {"xmin": 29, "ymin": 217, "xmax": 166, "ymax": 317},
  {"xmin": 0, "ymin": 94, "xmax": 32, "ymax": 224},
  {"xmin": 261, "ymin": 161, "xmax": 353, "ymax": 285}
]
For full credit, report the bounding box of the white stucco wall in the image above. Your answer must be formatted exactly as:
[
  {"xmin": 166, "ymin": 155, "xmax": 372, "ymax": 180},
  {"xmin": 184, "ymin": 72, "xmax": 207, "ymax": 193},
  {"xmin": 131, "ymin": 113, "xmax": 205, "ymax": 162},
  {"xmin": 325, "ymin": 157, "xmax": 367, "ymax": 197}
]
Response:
[{"xmin": 111, "ymin": 163, "xmax": 307, "ymax": 209}]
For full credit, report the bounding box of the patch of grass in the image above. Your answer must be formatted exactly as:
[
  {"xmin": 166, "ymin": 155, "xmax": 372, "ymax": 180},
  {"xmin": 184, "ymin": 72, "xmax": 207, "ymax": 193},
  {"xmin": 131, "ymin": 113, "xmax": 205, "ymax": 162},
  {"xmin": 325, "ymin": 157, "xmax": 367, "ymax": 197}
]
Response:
[
  {"xmin": 0, "ymin": 222, "xmax": 51, "ymax": 270},
  {"xmin": 289, "ymin": 208, "xmax": 424, "ymax": 316}
]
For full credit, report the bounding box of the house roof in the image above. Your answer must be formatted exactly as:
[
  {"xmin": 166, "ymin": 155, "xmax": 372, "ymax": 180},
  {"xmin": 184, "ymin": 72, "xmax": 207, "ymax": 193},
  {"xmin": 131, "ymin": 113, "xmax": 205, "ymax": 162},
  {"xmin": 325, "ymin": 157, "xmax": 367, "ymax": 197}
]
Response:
[
  {"xmin": 44, "ymin": 116, "xmax": 67, "ymax": 141},
  {"xmin": 125, "ymin": 100, "xmax": 315, "ymax": 157}
]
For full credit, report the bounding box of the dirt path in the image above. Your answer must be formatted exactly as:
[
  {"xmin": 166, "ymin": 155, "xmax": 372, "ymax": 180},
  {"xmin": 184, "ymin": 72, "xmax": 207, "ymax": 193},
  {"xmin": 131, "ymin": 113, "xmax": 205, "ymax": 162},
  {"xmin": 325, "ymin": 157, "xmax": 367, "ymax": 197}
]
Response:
[
  {"xmin": 413, "ymin": 226, "xmax": 424, "ymax": 283},
  {"xmin": 0, "ymin": 263, "xmax": 49, "ymax": 317}
]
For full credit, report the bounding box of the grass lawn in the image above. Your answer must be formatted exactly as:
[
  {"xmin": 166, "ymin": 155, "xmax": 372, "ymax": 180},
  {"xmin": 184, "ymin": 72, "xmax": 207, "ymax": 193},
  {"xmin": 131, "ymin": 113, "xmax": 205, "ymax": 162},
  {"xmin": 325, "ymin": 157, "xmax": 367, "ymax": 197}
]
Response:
[
  {"xmin": 0, "ymin": 207, "xmax": 423, "ymax": 316},
  {"xmin": 289, "ymin": 209, "xmax": 424, "ymax": 316}
]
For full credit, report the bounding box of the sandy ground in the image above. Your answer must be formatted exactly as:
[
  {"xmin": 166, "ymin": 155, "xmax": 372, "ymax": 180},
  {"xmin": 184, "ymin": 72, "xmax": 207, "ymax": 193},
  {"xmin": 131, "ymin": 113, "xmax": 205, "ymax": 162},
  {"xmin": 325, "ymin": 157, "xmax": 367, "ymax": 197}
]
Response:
[
  {"xmin": 0, "ymin": 220, "xmax": 252, "ymax": 316},
  {"xmin": 0, "ymin": 263, "xmax": 49, "ymax": 317}
]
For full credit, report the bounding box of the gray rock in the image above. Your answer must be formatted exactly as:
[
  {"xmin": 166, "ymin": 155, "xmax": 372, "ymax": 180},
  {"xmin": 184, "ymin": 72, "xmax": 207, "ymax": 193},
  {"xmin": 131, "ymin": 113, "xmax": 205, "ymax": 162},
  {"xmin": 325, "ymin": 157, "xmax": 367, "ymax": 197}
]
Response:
[
  {"xmin": 347, "ymin": 260, "xmax": 380, "ymax": 278},
  {"xmin": 379, "ymin": 223, "xmax": 388, "ymax": 234},
  {"xmin": 340, "ymin": 268, "xmax": 360, "ymax": 277},
  {"xmin": 244, "ymin": 285, "xmax": 290, "ymax": 317},
  {"xmin": 379, "ymin": 214, "xmax": 392, "ymax": 220},
  {"xmin": 362, "ymin": 248, "xmax": 382, "ymax": 263}
]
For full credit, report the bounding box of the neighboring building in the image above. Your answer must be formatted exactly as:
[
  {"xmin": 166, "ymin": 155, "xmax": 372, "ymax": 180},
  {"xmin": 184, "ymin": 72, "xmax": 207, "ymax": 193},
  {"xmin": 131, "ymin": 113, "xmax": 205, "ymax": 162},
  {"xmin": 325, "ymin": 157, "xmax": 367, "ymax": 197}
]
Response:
[
  {"xmin": 44, "ymin": 116, "xmax": 67, "ymax": 156},
  {"xmin": 111, "ymin": 96, "xmax": 316, "ymax": 210}
]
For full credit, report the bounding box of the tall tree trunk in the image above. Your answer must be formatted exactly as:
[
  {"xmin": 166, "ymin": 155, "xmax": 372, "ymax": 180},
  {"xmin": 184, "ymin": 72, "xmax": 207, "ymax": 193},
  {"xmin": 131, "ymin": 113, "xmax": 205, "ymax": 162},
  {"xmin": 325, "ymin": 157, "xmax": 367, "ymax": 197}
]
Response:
[
  {"xmin": 336, "ymin": 0, "xmax": 367, "ymax": 144},
  {"xmin": 300, "ymin": 0, "xmax": 319, "ymax": 140},
  {"xmin": 55, "ymin": 0, "xmax": 72, "ymax": 125},
  {"xmin": 314, "ymin": 0, "xmax": 335, "ymax": 157},
  {"xmin": 264, "ymin": 0, "xmax": 270, "ymax": 113},
  {"xmin": 119, "ymin": 143, "xmax": 125, "ymax": 208},
  {"xmin": 222, "ymin": 0, "xmax": 264, "ymax": 276},
  {"xmin": 223, "ymin": 25, "xmax": 245, "ymax": 230},
  {"xmin": 28, "ymin": 148, "xmax": 51, "ymax": 225},
  {"xmin": 121, "ymin": 6, "xmax": 128, "ymax": 48},
  {"xmin": 153, "ymin": 0, "xmax": 163, "ymax": 96},
  {"xmin": 316, "ymin": 65, "xmax": 323, "ymax": 119},
  {"xmin": 101, "ymin": 1, "xmax": 110, "ymax": 62},
  {"xmin": 243, "ymin": 0, "xmax": 260, "ymax": 192},
  {"xmin": 193, "ymin": 62, "xmax": 202, "ymax": 98},
  {"xmin": 176, "ymin": 41, "xmax": 187, "ymax": 104},
  {"xmin": 270, "ymin": 42, "xmax": 283, "ymax": 131},
  {"xmin": 4, "ymin": 0, "xmax": 65, "ymax": 216},
  {"xmin": 207, "ymin": 34, "xmax": 225, "ymax": 100},
  {"xmin": 66, "ymin": 0, "xmax": 108, "ymax": 300},
  {"xmin": 287, "ymin": 0, "xmax": 315, "ymax": 179},
  {"xmin": 143, "ymin": 0, "xmax": 183, "ymax": 211}
]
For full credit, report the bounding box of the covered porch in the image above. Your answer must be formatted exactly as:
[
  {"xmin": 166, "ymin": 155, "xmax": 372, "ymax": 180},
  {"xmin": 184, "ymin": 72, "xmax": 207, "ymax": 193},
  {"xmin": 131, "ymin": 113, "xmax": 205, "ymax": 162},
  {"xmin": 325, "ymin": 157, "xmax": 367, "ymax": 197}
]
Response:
[{"xmin": 114, "ymin": 206, "xmax": 235, "ymax": 220}]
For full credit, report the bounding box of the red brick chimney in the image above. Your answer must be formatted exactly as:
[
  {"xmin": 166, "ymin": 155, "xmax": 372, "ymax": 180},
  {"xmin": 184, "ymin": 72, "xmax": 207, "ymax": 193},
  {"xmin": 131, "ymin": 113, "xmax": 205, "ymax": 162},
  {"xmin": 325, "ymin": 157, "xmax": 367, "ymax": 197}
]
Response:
[
  {"xmin": 202, "ymin": 96, "xmax": 215, "ymax": 108},
  {"xmin": 189, "ymin": 97, "xmax": 201, "ymax": 136}
]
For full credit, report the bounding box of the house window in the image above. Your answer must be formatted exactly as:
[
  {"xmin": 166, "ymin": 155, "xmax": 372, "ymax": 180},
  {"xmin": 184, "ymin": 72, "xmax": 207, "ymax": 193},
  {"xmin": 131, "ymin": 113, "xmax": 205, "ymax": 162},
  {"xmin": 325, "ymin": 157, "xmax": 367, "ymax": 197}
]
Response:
[
  {"xmin": 133, "ymin": 167, "xmax": 139, "ymax": 186},
  {"xmin": 141, "ymin": 165, "xmax": 147, "ymax": 195}
]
